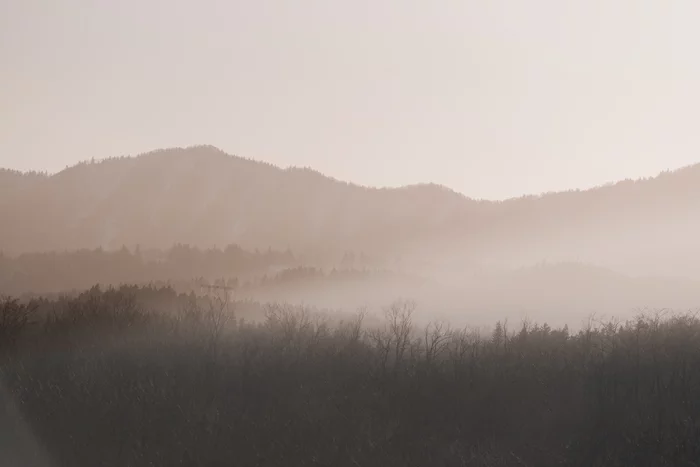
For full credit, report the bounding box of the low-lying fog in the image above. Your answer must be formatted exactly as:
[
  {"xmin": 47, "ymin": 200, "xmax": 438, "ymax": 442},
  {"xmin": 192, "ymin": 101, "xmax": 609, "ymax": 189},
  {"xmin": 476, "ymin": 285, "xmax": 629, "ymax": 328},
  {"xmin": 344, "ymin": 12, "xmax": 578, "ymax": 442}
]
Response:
[
  {"xmin": 238, "ymin": 261, "xmax": 700, "ymax": 331},
  {"xmin": 3, "ymin": 148, "xmax": 700, "ymax": 332}
]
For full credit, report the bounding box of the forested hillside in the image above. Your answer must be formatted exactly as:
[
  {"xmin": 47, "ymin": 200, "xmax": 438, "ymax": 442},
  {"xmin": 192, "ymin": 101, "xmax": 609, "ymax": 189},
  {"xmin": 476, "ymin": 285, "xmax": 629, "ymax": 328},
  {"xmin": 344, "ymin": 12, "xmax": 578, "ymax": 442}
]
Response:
[{"xmin": 2, "ymin": 146, "xmax": 700, "ymax": 277}]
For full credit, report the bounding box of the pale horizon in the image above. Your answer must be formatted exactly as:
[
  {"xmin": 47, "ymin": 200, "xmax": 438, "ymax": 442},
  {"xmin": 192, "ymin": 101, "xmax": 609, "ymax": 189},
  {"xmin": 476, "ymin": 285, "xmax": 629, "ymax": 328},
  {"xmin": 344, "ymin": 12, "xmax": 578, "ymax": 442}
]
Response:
[{"xmin": 3, "ymin": 0, "xmax": 700, "ymax": 199}]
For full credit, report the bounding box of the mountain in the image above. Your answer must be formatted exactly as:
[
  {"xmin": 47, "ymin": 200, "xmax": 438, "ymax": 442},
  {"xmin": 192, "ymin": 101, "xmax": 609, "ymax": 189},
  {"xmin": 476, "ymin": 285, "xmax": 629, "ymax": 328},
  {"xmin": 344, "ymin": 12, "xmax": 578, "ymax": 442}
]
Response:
[
  {"xmin": 2, "ymin": 145, "xmax": 700, "ymax": 278},
  {"xmin": 0, "ymin": 146, "xmax": 484, "ymax": 256}
]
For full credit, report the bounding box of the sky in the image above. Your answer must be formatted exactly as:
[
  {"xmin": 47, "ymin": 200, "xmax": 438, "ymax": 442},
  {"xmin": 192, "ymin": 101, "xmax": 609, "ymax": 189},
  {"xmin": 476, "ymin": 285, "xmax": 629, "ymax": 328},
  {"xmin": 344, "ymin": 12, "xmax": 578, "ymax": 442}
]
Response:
[{"xmin": 2, "ymin": 0, "xmax": 700, "ymax": 200}]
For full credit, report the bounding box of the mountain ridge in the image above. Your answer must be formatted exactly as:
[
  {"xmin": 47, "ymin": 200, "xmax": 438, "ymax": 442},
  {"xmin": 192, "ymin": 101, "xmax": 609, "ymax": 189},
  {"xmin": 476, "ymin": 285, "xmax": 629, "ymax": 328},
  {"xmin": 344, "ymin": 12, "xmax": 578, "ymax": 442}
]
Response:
[
  {"xmin": 2, "ymin": 146, "xmax": 699, "ymax": 279},
  {"xmin": 9, "ymin": 144, "xmax": 699, "ymax": 202}
]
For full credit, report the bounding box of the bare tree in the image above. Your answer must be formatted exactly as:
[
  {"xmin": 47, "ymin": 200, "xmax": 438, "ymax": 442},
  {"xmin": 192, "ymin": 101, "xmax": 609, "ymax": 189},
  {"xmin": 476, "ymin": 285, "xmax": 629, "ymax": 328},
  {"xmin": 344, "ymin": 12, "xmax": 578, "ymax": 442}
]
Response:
[
  {"xmin": 205, "ymin": 286, "xmax": 233, "ymax": 352},
  {"xmin": 424, "ymin": 320, "xmax": 451, "ymax": 366},
  {"xmin": 385, "ymin": 299, "xmax": 415, "ymax": 372},
  {"xmin": 347, "ymin": 306, "xmax": 367, "ymax": 346},
  {"xmin": 367, "ymin": 325, "xmax": 393, "ymax": 374}
]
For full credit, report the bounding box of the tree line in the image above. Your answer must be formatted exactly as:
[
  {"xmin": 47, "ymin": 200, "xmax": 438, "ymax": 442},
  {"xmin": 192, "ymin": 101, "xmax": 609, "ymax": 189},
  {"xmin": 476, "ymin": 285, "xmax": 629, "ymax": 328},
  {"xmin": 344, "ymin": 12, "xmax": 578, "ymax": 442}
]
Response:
[{"xmin": 2, "ymin": 285, "xmax": 700, "ymax": 466}]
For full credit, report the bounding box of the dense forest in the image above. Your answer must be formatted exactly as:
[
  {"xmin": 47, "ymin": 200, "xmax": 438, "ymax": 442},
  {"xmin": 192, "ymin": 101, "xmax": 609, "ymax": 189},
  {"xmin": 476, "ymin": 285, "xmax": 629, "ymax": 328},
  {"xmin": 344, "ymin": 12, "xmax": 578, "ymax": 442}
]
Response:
[
  {"xmin": 2, "ymin": 285, "xmax": 700, "ymax": 466},
  {"xmin": 3, "ymin": 243, "xmax": 700, "ymax": 331},
  {"xmin": 0, "ymin": 244, "xmax": 412, "ymax": 301},
  {"xmin": 0, "ymin": 244, "xmax": 296, "ymax": 295}
]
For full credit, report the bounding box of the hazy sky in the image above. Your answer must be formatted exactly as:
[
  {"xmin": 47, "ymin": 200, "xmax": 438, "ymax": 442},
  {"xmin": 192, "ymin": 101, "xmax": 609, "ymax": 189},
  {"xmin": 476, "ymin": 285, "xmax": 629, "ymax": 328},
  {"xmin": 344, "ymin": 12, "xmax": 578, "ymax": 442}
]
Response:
[{"xmin": 2, "ymin": 0, "xmax": 699, "ymax": 200}]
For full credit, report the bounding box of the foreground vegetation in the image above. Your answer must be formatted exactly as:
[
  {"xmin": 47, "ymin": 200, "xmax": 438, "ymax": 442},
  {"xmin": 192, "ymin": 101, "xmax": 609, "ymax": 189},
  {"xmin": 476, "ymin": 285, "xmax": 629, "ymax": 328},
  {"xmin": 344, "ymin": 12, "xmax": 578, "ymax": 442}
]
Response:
[{"xmin": 2, "ymin": 286, "xmax": 700, "ymax": 466}]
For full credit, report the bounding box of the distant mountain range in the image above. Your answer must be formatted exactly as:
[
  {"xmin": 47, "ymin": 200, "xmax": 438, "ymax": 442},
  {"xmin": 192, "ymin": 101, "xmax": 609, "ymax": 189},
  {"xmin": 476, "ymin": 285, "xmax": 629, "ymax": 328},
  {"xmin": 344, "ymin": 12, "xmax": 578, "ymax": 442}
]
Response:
[{"xmin": 2, "ymin": 145, "xmax": 700, "ymax": 278}]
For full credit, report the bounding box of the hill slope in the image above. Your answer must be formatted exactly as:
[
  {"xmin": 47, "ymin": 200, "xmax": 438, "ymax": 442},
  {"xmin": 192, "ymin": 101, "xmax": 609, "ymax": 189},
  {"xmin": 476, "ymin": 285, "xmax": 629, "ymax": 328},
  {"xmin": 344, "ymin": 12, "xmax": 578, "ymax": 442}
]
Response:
[
  {"xmin": 0, "ymin": 146, "xmax": 484, "ymax": 255},
  {"xmin": 2, "ymin": 146, "xmax": 700, "ymax": 277}
]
